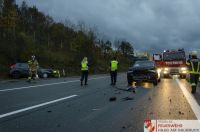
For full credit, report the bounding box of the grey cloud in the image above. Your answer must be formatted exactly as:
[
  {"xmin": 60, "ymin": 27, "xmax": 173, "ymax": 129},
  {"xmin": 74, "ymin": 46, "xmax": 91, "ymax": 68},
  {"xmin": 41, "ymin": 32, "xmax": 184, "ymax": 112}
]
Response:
[{"xmin": 17, "ymin": 0, "xmax": 200, "ymax": 53}]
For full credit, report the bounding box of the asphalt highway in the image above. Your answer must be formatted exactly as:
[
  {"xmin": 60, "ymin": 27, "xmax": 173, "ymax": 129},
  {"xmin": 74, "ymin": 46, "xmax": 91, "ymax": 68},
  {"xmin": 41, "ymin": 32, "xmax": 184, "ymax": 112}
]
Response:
[{"xmin": 0, "ymin": 73, "xmax": 199, "ymax": 132}]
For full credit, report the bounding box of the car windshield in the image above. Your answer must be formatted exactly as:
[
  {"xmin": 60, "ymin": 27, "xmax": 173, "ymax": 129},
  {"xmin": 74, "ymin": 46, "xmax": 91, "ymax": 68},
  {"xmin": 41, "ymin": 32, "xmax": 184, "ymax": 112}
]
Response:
[
  {"xmin": 16, "ymin": 63, "xmax": 28, "ymax": 68},
  {"xmin": 133, "ymin": 61, "xmax": 155, "ymax": 68},
  {"xmin": 163, "ymin": 52, "xmax": 185, "ymax": 61}
]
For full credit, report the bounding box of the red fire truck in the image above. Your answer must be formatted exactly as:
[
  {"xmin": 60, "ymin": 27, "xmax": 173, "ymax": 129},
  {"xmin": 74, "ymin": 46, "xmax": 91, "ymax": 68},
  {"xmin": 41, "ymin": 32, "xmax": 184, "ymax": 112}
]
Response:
[{"xmin": 153, "ymin": 49, "xmax": 188, "ymax": 78}]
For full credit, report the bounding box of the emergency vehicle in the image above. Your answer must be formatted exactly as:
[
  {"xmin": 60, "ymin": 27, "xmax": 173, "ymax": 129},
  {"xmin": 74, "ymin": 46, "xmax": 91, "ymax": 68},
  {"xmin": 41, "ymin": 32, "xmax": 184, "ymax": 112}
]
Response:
[{"xmin": 153, "ymin": 49, "xmax": 188, "ymax": 78}]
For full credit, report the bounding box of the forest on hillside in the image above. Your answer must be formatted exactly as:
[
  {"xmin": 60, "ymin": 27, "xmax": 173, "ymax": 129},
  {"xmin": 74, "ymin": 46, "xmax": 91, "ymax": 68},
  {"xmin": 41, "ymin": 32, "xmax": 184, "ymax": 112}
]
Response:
[{"xmin": 0, "ymin": 0, "xmax": 134, "ymax": 77}]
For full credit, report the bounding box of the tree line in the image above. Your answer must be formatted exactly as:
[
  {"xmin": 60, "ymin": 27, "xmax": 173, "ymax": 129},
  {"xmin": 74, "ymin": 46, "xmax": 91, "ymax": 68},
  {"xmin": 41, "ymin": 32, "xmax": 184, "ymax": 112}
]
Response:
[{"xmin": 0, "ymin": 0, "xmax": 134, "ymax": 77}]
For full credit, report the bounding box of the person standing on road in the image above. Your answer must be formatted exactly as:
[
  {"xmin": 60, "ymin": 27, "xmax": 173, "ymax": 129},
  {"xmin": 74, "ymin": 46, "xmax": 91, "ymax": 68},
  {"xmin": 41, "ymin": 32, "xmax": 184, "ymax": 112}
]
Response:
[
  {"xmin": 27, "ymin": 55, "xmax": 39, "ymax": 82},
  {"xmin": 80, "ymin": 57, "xmax": 89, "ymax": 86},
  {"xmin": 186, "ymin": 51, "xmax": 200, "ymax": 93},
  {"xmin": 110, "ymin": 57, "xmax": 119, "ymax": 85}
]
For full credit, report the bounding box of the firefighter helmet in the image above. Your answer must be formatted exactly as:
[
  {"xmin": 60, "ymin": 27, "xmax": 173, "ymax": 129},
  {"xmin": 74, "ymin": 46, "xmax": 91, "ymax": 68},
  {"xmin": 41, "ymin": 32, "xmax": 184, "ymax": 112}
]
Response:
[
  {"xmin": 191, "ymin": 51, "xmax": 197, "ymax": 56},
  {"xmin": 31, "ymin": 55, "xmax": 35, "ymax": 60}
]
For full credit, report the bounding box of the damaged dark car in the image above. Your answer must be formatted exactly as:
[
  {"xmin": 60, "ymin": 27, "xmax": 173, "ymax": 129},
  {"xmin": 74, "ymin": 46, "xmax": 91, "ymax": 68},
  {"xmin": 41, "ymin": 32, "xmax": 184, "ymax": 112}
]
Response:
[{"xmin": 127, "ymin": 60, "xmax": 160, "ymax": 86}]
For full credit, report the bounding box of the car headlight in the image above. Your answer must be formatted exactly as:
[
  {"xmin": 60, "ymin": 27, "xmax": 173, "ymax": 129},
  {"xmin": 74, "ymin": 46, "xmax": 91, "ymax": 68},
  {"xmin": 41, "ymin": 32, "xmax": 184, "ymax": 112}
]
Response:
[
  {"xmin": 181, "ymin": 71, "xmax": 187, "ymax": 74},
  {"xmin": 181, "ymin": 67, "xmax": 187, "ymax": 71},
  {"xmin": 164, "ymin": 68, "xmax": 169, "ymax": 71},
  {"xmin": 157, "ymin": 68, "xmax": 161, "ymax": 73},
  {"xmin": 163, "ymin": 71, "xmax": 169, "ymax": 74}
]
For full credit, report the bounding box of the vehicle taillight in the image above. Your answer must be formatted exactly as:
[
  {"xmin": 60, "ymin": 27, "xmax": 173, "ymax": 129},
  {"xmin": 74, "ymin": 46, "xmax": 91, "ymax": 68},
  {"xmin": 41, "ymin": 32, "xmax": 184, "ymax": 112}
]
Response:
[{"xmin": 10, "ymin": 64, "xmax": 16, "ymax": 69}]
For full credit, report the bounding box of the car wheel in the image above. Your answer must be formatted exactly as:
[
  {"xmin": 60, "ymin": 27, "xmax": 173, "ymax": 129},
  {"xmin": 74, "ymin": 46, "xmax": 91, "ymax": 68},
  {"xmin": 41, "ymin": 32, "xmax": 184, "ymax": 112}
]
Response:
[
  {"xmin": 12, "ymin": 71, "xmax": 21, "ymax": 79},
  {"xmin": 43, "ymin": 73, "xmax": 48, "ymax": 78},
  {"xmin": 153, "ymin": 80, "xmax": 158, "ymax": 86},
  {"xmin": 127, "ymin": 76, "xmax": 133, "ymax": 85}
]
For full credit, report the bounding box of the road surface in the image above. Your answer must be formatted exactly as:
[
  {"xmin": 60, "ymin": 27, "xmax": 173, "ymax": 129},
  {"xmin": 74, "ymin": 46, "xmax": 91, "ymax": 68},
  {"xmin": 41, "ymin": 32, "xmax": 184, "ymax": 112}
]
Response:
[{"xmin": 0, "ymin": 73, "xmax": 200, "ymax": 132}]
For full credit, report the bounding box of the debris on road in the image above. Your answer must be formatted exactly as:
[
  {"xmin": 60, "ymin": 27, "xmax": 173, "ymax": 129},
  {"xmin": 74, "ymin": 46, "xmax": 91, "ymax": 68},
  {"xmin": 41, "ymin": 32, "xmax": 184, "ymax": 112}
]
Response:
[
  {"xmin": 47, "ymin": 110, "xmax": 52, "ymax": 113},
  {"xmin": 115, "ymin": 86, "xmax": 136, "ymax": 93},
  {"xmin": 122, "ymin": 97, "xmax": 134, "ymax": 101},
  {"xmin": 109, "ymin": 96, "xmax": 117, "ymax": 101},
  {"xmin": 169, "ymin": 112, "xmax": 171, "ymax": 115},
  {"xmin": 178, "ymin": 111, "xmax": 184, "ymax": 115},
  {"xmin": 148, "ymin": 97, "xmax": 152, "ymax": 101},
  {"xmin": 122, "ymin": 126, "xmax": 126, "ymax": 130},
  {"xmin": 169, "ymin": 99, "xmax": 172, "ymax": 102}
]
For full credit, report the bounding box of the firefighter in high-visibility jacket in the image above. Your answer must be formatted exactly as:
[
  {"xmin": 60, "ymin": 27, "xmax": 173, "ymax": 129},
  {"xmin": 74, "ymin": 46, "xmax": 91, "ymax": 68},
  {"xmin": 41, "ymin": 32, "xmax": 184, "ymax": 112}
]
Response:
[
  {"xmin": 80, "ymin": 57, "xmax": 89, "ymax": 86},
  {"xmin": 28, "ymin": 55, "xmax": 39, "ymax": 82},
  {"xmin": 110, "ymin": 57, "xmax": 119, "ymax": 85},
  {"xmin": 186, "ymin": 51, "xmax": 200, "ymax": 93}
]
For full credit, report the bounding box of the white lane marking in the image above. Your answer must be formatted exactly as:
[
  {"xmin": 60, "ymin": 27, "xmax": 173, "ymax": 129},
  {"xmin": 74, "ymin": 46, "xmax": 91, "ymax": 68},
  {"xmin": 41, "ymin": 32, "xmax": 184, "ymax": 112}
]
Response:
[
  {"xmin": 0, "ymin": 95, "xmax": 78, "ymax": 119},
  {"xmin": 0, "ymin": 76, "xmax": 109, "ymax": 92},
  {"xmin": 176, "ymin": 79, "xmax": 200, "ymax": 120}
]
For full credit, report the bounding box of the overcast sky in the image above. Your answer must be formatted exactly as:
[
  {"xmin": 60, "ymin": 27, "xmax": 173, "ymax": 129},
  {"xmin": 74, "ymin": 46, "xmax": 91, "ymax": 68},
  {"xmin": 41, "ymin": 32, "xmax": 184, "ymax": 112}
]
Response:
[{"xmin": 16, "ymin": 0, "xmax": 200, "ymax": 53}]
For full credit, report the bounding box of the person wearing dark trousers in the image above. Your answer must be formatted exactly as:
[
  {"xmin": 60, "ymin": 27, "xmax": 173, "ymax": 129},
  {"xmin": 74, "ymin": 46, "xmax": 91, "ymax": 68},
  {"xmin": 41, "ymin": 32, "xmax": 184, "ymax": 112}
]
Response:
[
  {"xmin": 186, "ymin": 51, "xmax": 200, "ymax": 94},
  {"xmin": 110, "ymin": 57, "xmax": 119, "ymax": 85},
  {"xmin": 80, "ymin": 57, "xmax": 89, "ymax": 86}
]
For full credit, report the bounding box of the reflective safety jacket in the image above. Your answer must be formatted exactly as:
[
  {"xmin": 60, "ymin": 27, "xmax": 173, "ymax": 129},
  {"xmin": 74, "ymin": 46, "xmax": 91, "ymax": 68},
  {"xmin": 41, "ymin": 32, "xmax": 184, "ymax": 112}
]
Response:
[
  {"xmin": 111, "ymin": 60, "xmax": 118, "ymax": 71},
  {"xmin": 186, "ymin": 58, "xmax": 200, "ymax": 74},
  {"xmin": 81, "ymin": 61, "xmax": 88, "ymax": 71},
  {"xmin": 28, "ymin": 60, "xmax": 39, "ymax": 71}
]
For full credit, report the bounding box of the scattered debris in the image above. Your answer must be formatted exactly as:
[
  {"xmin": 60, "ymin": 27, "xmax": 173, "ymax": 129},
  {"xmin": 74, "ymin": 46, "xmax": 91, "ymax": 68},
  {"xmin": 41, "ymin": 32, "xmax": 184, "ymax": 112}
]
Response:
[
  {"xmin": 189, "ymin": 110, "xmax": 190, "ymax": 113},
  {"xmin": 109, "ymin": 97, "xmax": 117, "ymax": 101},
  {"xmin": 115, "ymin": 87, "xmax": 136, "ymax": 93},
  {"xmin": 122, "ymin": 97, "xmax": 134, "ymax": 101},
  {"xmin": 169, "ymin": 112, "xmax": 171, "ymax": 115},
  {"xmin": 47, "ymin": 110, "xmax": 52, "ymax": 113},
  {"xmin": 148, "ymin": 97, "xmax": 152, "ymax": 101},
  {"xmin": 169, "ymin": 99, "xmax": 171, "ymax": 102},
  {"xmin": 122, "ymin": 126, "xmax": 126, "ymax": 129},
  {"xmin": 178, "ymin": 111, "xmax": 185, "ymax": 115}
]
